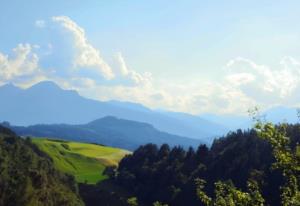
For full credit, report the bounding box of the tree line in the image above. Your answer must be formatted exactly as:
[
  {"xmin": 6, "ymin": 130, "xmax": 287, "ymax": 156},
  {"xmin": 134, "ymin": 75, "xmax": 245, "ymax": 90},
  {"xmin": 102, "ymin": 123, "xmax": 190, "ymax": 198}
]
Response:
[{"xmin": 105, "ymin": 122, "xmax": 299, "ymax": 206}]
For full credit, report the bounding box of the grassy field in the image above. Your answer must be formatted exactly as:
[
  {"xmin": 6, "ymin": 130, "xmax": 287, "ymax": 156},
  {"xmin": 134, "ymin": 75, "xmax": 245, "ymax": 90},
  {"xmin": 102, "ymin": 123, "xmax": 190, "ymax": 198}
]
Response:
[{"xmin": 32, "ymin": 138, "xmax": 130, "ymax": 184}]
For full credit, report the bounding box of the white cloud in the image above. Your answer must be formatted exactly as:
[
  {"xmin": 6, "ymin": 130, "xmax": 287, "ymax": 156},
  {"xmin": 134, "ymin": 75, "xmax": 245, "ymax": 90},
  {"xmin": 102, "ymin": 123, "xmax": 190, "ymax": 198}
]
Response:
[
  {"xmin": 115, "ymin": 52, "xmax": 129, "ymax": 76},
  {"xmin": 0, "ymin": 44, "xmax": 39, "ymax": 81},
  {"xmin": 52, "ymin": 16, "xmax": 114, "ymax": 80},
  {"xmin": 35, "ymin": 20, "xmax": 46, "ymax": 28},
  {"xmin": 225, "ymin": 73, "xmax": 255, "ymax": 86},
  {"xmin": 3, "ymin": 43, "xmax": 300, "ymax": 115},
  {"xmin": 115, "ymin": 52, "xmax": 152, "ymax": 87},
  {"xmin": 224, "ymin": 57, "xmax": 300, "ymax": 107},
  {"xmin": 49, "ymin": 16, "xmax": 152, "ymax": 88},
  {"xmin": 3, "ymin": 16, "xmax": 300, "ymax": 116}
]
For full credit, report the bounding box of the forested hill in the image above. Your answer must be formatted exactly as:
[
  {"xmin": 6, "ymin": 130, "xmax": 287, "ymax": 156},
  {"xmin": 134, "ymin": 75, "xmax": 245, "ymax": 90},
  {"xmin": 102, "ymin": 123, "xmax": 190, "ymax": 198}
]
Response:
[
  {"xmin": 5, "ymin": 116, "xmax": 202, "ymax": 150},
  {"xmin": 88, "ymin": 124, "xmax": 299, "ymax": 206},
  {"xmin": 0, "ymin": 126, "xmax": 84, "ymax": 206},
  {"xmin": 1, "ymin": 123, "xmax": 299, "ymax": 205}
]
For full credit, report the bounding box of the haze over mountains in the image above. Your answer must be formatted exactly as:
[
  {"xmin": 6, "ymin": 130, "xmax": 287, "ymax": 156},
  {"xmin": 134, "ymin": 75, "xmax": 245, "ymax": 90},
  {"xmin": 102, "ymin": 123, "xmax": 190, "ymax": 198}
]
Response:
[
  {"xmin": 6, "ymin": 116, "xmax": 202, "ymax": 150},
  {"xmin": 0, "ymin": 81, "xmax": 298, "ymax": 145},
  {"xmin": 0, "ymin": 81, "xmax": 227, "ymax": 143},
  {"xmin": 199, "ymin": 106, "xmax": 300, "ymax": 131}
]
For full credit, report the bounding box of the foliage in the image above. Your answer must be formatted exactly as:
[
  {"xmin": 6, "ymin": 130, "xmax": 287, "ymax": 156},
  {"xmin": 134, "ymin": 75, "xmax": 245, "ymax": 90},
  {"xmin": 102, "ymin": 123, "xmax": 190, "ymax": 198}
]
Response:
[
  {"xmin": 196, "ymin": 113, "xmax": 300, "ymax": 206},
  {"xmin": 0, "ymin": 126, "xmax": 84, "ymax": 206},
  {"xmin": 153, "ymin": 201, "xmax": 168, "ymax": 206},
  {"xmin": 255, "ymin": 121, "xmax": 300, "ymax": 206},
  {"xmin": 113, "ymin": 124, "xmax": 300, "ymax": 206},
  {"xmin": 196, "ymin": 179, "xmax": 264, "ymax": 206},
  {"xmin": 104, "ymin": 165, "xmax": 117, "ymax": 179},
  {"xmin": 127, "ymin": 197, "xmax": 138, "ymax": 206},
  {"xmin": 79, "ymin": 180, "xmax": 131, "ymax": 206}
]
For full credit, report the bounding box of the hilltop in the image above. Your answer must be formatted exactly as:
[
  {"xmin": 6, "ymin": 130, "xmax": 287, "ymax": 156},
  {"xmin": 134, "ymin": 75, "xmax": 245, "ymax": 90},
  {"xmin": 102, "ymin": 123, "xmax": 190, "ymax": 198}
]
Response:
[{"xmin": 8, "ymin": 116, "xmax": 203, "ymax": 150}]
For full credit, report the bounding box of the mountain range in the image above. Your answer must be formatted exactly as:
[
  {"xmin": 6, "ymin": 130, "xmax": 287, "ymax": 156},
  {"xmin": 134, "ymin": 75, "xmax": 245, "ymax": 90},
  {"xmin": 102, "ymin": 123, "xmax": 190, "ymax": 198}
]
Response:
[
  {"xmin": 0, "ymin": 81, "xmax": 298, "ymax": 145},
  {"xmin": 4, "ymin": 116, "xmax": 202, "ymax": 150},
  {"xmin": 0, "ymin": 81, "xmax": 228, "ymax": 143}
]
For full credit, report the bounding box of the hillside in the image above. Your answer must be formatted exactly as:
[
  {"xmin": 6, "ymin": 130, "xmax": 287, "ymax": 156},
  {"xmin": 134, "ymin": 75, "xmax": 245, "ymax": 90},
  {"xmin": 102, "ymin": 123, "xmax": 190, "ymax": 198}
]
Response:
[
  {"xmin": 0, "ymin": 81, "xmax": 228, "ymax": 143},
  {"xmin": 100, "ymin": 125, "xmax": 300, "ymax": 206},
  {"xmin": 8, "ymin": 116, "xmax": 203, "ymax": 150},
  {"xmin": 32, "ymin": 138, "xmax": 130, "ymax": 184},
  {"xmin": 0, "ymin": 126, "xmax": 83, "ymax": 206}
]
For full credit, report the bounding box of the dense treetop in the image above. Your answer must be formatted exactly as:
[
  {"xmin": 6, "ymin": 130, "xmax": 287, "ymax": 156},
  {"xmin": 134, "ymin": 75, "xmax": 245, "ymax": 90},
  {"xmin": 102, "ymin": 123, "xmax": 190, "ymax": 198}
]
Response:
[{"xmin": 112, "ymin": 124, "xmax": 300, "ymax": 206}]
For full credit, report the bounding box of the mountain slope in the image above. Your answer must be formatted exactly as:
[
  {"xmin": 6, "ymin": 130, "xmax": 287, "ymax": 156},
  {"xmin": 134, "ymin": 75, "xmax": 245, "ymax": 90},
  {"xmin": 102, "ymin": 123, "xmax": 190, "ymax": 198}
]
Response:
[
  {"xmin": 0, "ymin": 126, "xmax": 83, "ymax": 206},
  {"xmin": 161, "ymin": 111, "xmax": 228, "ymax": 142},
  {"xmin": 32, "ymin": 138, "xmax": 130, "ymax": 184},
  {"xmin": 199, "ymin": 113, "xmax": 251, "ymax": 131},
  {"xmin": 0, "ymin": 81, "xmax": 228, "ymax": 143},
  {"xmin": 199, "ymin": 106, "xmax": 300, "ymax": 132},
  {"xmin": 7, "ymin": 116, "xmax": 203, "ymax": 150}
]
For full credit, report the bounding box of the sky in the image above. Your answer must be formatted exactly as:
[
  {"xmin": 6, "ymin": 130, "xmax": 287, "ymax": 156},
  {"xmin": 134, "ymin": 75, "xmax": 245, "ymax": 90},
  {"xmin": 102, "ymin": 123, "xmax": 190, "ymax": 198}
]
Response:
[{"xmin": 1, "ymin": 0, "xmax": 300, "ymax": 115}]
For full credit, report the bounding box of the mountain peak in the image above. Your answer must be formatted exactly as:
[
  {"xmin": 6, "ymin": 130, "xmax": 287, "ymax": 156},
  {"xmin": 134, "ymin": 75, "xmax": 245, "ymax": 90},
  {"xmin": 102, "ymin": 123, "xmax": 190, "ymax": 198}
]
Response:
[
  {"xmin": 0, "ymin": 83, "xmax": 22, "ymax": 92},
  {"xmin": 28, "ymin": 81, "xmax": 62, "ymax": 91},
  {"xmin": 88, "ymin": 116, "xmax": 154, "ymax": 129},
  {"xmin": 88, "ymin": 116, "xmax": 120, "ymax": 125}
]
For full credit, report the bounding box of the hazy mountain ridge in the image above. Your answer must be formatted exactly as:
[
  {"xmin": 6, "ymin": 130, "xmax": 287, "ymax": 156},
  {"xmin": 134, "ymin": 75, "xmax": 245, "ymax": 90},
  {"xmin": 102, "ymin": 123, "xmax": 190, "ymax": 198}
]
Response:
[
  {"xmin": 0, "ymin": 81, "xmax": 228, "ymax": 143},
  {"xmin": 5, "ymin": 116, "xmax": 203, "ymax": 150},
  {"xmin": 0, "ymin": 81, "xmax": 298, "ymax": 145}
]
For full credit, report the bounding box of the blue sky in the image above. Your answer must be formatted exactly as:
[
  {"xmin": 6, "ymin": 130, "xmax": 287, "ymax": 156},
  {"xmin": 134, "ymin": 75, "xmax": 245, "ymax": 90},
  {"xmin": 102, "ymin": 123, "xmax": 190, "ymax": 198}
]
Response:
[{"xmin": 1, "ymin": 1, "xmax": 300, "ymax": 114}]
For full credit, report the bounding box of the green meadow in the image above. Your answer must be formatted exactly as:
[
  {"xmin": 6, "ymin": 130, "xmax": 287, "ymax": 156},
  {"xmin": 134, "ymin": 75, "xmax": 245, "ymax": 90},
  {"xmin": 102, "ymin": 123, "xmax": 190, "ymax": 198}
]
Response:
[{"xmin": 32, "ymin": 138, "xmax": 130, "ymax": 184}]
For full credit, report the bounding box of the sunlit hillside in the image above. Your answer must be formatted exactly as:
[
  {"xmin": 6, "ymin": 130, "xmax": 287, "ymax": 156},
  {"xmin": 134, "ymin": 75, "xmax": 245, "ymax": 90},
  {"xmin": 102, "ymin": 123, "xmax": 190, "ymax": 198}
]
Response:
[{"xmin": 32, "ymin": 138, "xmax": 130, "ymax": 184}]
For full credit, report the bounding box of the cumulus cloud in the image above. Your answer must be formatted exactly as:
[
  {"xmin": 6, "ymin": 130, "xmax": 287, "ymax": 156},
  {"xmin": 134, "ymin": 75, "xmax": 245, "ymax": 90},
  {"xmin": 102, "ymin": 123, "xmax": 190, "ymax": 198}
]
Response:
[
  {"xmin": 0, "ymin": 44, "xmax": 39, "ymax": 81},
  {"xmin": 52, "ymin": 16, "xmax": 114, "ymax": 80},
  {"xmin": 2, "ymin": 44, "xmax": 300, "ymax": 115},
  {"xmin": 225, "ymin": 73, "xmax": 255, "ymax": 86},
  {"xmin": 3, "ymin": 15, "xmax": 300, "ymax": 115},
  {"xmin": 115, "ymin": 52, "xmax": 152, "ymax": 87},
  {"xmin": 115, "ymin": 52, "xmax": 129, "ymax": 76},
  {"xmin": 224, "ymin": 57, "xmax": 300, "ymax": 105},
  {"xmin": 116, "ymin": 55, "xmax": 300, "ymax": 115}
]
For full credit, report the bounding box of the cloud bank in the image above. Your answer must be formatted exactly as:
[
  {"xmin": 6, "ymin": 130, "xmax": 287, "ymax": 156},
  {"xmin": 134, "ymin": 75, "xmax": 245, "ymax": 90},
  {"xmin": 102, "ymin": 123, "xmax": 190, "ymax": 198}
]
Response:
[{"xmin": 1, "ymin": 16, "xmax": 300, "ymax": 115}]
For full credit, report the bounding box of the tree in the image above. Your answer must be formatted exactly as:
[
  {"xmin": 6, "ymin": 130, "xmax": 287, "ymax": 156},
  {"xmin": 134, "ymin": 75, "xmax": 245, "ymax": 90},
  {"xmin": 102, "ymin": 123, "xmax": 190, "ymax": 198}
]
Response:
[
  {"xmin": 103, "ymin": 165, "xmax": 117, "ymax": 179},
  {"xmin": 196, "ymin": 112, "xmax": 300, "ymax": 206},
  {"xmin": 153, "ymin": 201, "xmax": 168, "ymax": 206},
  {"xmin": 195, "ymin": 178, "xmax": 264, "ymax": 206},
  {"xmin": 127, "ymin": 197, "xmax": 138, "ymax": 206},
  {"xmin": 255, "ymin": 121, "xmax": 300, "ymax": 206}
]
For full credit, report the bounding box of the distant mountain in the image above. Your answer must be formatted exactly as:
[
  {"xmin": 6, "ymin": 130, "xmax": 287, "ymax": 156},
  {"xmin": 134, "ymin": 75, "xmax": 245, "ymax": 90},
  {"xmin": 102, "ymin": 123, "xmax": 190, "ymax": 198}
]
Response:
[
  {"xmin": 0, "ymin": 81, "xmax": 229, "ymax": 143},
  {"xmin": 6, "ymin": 116, "xmax": 203, "ymax": 150},
  {"xmin": 107, "ymin": 100, "xmax": 151, "ymax": 112},
  {"xmin": 160, "ymin": 111, "xmax": 228, "ymax": 142},
  {"xmin": 199, "ymin": 106, "xmax": 300, "ymax": 132},
  {"xmin": 199, "ymin": 113, "xmax": 251, "ymax": 131}
]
